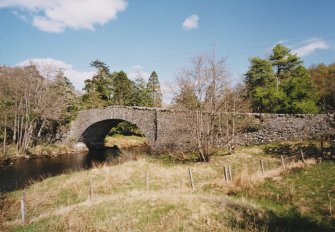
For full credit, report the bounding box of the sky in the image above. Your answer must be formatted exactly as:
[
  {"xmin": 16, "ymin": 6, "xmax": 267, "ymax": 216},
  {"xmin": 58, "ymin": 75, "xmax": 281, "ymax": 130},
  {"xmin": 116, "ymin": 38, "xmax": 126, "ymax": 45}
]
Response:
[{"xmin": 0, "ymin": 0, "xmax": 335, "ymax": 104}]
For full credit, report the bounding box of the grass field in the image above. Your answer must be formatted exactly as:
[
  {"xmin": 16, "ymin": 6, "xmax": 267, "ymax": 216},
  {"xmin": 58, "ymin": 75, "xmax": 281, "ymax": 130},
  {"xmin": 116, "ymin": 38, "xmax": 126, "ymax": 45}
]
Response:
[
  {"xmin": 104, "ymin": 135, "xmax": 148, "ymax": 148},
  {"xmin": 1, "ymin": 141, "xmax": 334, "ymax": 231}
]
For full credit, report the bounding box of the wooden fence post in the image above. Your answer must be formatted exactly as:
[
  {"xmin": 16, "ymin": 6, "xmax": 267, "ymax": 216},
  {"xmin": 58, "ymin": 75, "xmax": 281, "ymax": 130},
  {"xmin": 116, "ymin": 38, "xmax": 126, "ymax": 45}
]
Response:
[
  {"xmin": 328, "ymin": 193, "xmax": 333, "ymax": 217},
  {"xmin": 300, "ymin": 149, "xmax": 305, "ymax": 163},
  {"xmin": 188, "ymin": 168, "xmax": 195, "ymax": 190},
  {"xmin": 260, "ymin": 160, "xmax": 265, "ymax": 174},
  {"xmin": 281, "ymin": 156, "xmax": 286, "ymax": 170},
  {"xmin": 224, "ymin": 166, "xmax": 228, "ymax": 181},
  {"xmin": 21, "ymin": 192, "xmax": 26, "ymax": 224},
  {"xmin": 228, "ymin": 165, "xmax": 233, "ymax": 181},
  {"xmin": 145, "ymin": 172, "xmax": 149, "ymax": 192}
]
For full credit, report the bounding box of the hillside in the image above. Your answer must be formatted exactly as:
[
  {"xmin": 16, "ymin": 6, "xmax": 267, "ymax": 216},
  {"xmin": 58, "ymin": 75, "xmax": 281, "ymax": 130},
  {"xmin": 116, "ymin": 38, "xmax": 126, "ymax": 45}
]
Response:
[{"xmin": 1, "ymin": 142, "xmax": 334, "ymax": 231}]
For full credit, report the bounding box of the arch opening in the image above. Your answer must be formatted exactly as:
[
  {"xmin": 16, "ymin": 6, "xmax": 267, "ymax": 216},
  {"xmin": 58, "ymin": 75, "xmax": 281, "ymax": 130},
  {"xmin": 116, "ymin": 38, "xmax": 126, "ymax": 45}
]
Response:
[{"xmin": 78, "ymin": 119, "xmax": 150, "ymax": 151}]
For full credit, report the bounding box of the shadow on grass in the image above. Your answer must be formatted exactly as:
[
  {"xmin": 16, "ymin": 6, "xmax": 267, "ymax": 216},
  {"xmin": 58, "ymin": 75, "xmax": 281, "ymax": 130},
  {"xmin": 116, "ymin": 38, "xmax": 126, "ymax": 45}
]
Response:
[
  {"xmin": 262, "ymin": 142, "xmax": 331, "ymax": 159},
  {"xmin": 266, "ymin": 208, "xmax": 335, "ymax": 232},
  {"xmin": 228, "ymin": 203, "xmax": 335, "ymax": 232}
]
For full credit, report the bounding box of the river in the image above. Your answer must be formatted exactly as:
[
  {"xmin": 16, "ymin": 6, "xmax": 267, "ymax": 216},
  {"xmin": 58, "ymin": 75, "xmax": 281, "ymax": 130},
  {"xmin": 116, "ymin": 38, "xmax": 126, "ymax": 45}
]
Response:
[{"xmin": 0, "ymin": 146, "xmax": 149, "ymax": 193}]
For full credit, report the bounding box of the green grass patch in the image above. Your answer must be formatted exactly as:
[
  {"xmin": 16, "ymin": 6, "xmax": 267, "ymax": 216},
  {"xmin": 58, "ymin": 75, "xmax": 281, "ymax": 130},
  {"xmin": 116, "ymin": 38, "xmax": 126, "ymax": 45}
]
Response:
[{"xmin": 235, "ymin": 161, "xmax": 335, "ymax": 231}]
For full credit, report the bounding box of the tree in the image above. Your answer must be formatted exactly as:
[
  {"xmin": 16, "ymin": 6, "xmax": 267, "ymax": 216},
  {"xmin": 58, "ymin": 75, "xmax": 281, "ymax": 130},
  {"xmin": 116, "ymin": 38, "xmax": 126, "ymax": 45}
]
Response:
[
  {"xmin": 269, "ymin": 44, "xmax": 302, "ymax": 91},
  {"xmin": 147, "ymin": 71, "xmax": 162, "ymax": 107},
  {"xmin": 309, "ymin": 63, "xmax": 335, "ymax": 113},
  {"xmin": 82, "ymin": 60, "xmax": 113, "ymax": 109},
  {"xmin": 131, "ymin": 72, "xmax": 152, "ymax": 106},
  {"xmin": 172, "ymin": 83, "xmax": 199, "ymax": 110},
  {"xmin": 245, "ymin": 44, "xmax": 319, "ymax": 114},
  {"xmin": 172, "ymin": 52, "xmax": 242, "ymax": 162},
  {"xmin": 52, "ymin": 70, "xmax": 79, "ymax": 124},
  {"xmin": 112, "ymin": 71, "xmax": 134, "ymax": 106}
]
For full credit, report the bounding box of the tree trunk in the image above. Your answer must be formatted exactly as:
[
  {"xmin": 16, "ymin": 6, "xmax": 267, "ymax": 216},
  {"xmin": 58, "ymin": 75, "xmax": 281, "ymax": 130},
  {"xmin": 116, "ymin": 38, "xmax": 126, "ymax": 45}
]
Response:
[
  {"xmin": 3, "ymin": 114, "xmax": 7, "ymax": 155},
  {"xmin": 37, "ymin": 120, "xmax": 46, "ymax": 138},
  {"xmin": 232, "ymin": 99, "xmax": 236, "ymax": 144}
]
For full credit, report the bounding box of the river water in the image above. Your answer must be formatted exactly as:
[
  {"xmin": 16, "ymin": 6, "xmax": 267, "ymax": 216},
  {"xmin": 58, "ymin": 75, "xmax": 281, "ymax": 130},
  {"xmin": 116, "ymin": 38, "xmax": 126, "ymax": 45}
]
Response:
[{"xmin": 0, "ymin": 146, "xmax": 149, "ymax": 193}]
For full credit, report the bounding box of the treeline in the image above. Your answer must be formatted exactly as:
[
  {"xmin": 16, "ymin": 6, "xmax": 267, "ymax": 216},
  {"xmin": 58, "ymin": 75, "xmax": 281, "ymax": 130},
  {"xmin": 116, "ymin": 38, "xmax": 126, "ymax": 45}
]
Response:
[
  {"xmin": 172, "ymin": 44, "xmax": 335, "ymax": 115},
  {"xmin": 81, "ymin": 60, "xmax": 162, "ymax": 110},
  {"xmin": 0, "ymin": 60, "xmax": 163, "ymax": 156}
]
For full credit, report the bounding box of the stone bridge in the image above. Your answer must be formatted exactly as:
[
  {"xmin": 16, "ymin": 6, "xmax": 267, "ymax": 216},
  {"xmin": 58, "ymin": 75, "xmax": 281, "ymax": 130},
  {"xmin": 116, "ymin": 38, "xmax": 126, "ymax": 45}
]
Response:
[
  {"xmin": 64, "ymin": 106, "xmax": 335, "ymax": 152},
  {"xmin": 64, "ymin": 106, "xmax": 196, "ymax": 151}
]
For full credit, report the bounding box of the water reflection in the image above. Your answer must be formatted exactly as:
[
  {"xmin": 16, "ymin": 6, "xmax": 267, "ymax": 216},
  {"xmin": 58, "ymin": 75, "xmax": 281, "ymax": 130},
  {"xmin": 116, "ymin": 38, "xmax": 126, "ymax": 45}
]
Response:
[{"xmin": 0, "ymin": 146, "xmax": 149, "ymax": 193}]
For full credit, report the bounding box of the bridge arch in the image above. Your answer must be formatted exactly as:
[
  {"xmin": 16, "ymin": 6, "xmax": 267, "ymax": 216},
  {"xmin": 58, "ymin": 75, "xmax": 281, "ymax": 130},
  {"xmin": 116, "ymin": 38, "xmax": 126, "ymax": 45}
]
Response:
[
  {"xmin": 80, "ymin": 119, "xmax": 148, "ymax": 149},
  {"xmin": 65, "ymin": 107, "xmax": 157, "ymax": 150}
]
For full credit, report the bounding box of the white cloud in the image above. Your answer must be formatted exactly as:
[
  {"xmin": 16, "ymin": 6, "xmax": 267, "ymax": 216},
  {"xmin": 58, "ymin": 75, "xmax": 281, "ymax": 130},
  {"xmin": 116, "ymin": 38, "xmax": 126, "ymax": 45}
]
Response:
[
  {"xmin": 0, "ymin": 0, "xmax": 128, "ymax": 32},
  {"xmin": 182, "ymin": 14, "xmax": 199, "ymax": 31},
  {"xmin": 292, "ymin": 38, "xmax": 329, "ymax": 57},
  {"xmin": 33, "ymin": 16, "xmax": 65, "ymax": 33},
  {"xmin": 12, "ymin": 10, "xmax": 28, "ymax": 22},
  {"xmin": 17, "ymin": 58, "xmax": 95, "ymax": 91}
]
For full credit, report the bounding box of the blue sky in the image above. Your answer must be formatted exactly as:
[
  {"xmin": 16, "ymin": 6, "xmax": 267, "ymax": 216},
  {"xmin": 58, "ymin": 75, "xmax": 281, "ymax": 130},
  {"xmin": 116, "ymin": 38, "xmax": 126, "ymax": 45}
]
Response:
[{"xmin": 0, "ymin": 0, "xmax": 334, "ymax": 103}]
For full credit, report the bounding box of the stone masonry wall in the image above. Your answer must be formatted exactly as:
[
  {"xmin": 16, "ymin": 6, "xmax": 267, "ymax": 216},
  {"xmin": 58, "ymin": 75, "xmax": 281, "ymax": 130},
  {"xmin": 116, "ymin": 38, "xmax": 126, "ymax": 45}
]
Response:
[
  {"xmin": 65, "ymin": 106, "xmax": 335, "ymax": 152},
  {"xmin": 236, "ymin": 113, "xmax": 335, "ymax": 145}
]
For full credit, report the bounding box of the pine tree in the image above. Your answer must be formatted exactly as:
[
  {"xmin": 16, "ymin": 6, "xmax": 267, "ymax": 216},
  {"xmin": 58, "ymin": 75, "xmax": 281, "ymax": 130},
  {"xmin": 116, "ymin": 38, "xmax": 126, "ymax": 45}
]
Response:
[
  {"xmin": 112, "ymin": 71, "xmax": 133, "ymax": 106},
  {"xmin": 245, "ymin": 44, "xmax": 319, "ymax": 113},
  {"xmin": 173, "ymin": 85, "xmax": 199, "ymax": 110},
  {"xmin": 147, "ymin": 71, "xmax": 162, "ymax": 107},
  {"xmin": 131, "ymin": 74, "xmax": 151, "ymax": 106}
]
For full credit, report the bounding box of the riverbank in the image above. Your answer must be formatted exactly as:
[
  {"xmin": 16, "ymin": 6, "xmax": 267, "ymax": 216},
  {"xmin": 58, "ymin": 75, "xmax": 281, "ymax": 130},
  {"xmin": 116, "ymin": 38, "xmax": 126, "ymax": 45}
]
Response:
[
  {"xmin": 1, "ymin": 141, "xmax": 334, "ymax": 231},
  {"xmin": 0, "ymin": 144, "xmax": 88, "ymax": 164},
  {"xmin": 0, "ymin": 135, "xmax": 147, "ymax": 163}
]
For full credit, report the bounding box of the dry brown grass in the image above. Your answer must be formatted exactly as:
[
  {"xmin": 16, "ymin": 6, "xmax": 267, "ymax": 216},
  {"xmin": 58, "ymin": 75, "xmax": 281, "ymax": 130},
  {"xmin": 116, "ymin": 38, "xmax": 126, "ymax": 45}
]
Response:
[
  {"xmin": 2, "ymin": 146, "xmax": 322, "ymax": 231},
  {"xmin": 7, "ymin": 190, "xmax": 268, "ymax": 231},
  {"xmin": 233, "ymin": 158, "xmax": 317, "ymax": 190},
  {"xmin": 104, "ymin": 135, "xmax": 147, "ymax": 148}
]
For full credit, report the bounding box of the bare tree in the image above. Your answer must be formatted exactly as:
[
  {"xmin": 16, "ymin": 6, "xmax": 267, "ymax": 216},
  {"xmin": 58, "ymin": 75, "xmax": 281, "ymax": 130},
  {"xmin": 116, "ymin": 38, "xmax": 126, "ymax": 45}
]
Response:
[{"xmin": 172, "ymin": 51, "xmax": 249, "ymax": 162}]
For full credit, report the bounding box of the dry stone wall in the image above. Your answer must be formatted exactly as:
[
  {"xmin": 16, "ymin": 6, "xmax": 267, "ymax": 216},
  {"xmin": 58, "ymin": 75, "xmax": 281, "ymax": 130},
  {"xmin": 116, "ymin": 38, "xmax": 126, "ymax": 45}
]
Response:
[{"xmin": 237, "ymin": 113, "xmax": 335, "ymax": 145}]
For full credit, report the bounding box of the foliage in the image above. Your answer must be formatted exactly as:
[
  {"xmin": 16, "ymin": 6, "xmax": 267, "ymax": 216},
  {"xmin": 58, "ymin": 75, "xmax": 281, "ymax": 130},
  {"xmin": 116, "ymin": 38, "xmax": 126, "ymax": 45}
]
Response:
[
  {"xmin": 309, "ymin": 63, "xmax": 335, "ymax": 113},
  {"xmin": 131, "ymin": 75, "xmax": 152, "ymax": 106},
  {"xmin": 111, "ymin": 71, "xmax": 134, "ymax": 105},
  {"xmin": 82, "ymin": 60, "xmax": 113, "ymax": 109},
  {"xmin": 245, "ymin": 44, "xmax": 319, "ymax": 113},
  {"xmin": 172, "ymin": 80, "xmax": 200, "ymax": 110},
  {"xmin": 82, "ymin": 60, "xmax": 162, "ymax": 110},
  {"xmin": 108, "ymin": 121, "xmax": 144, "ymax": 137}
]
